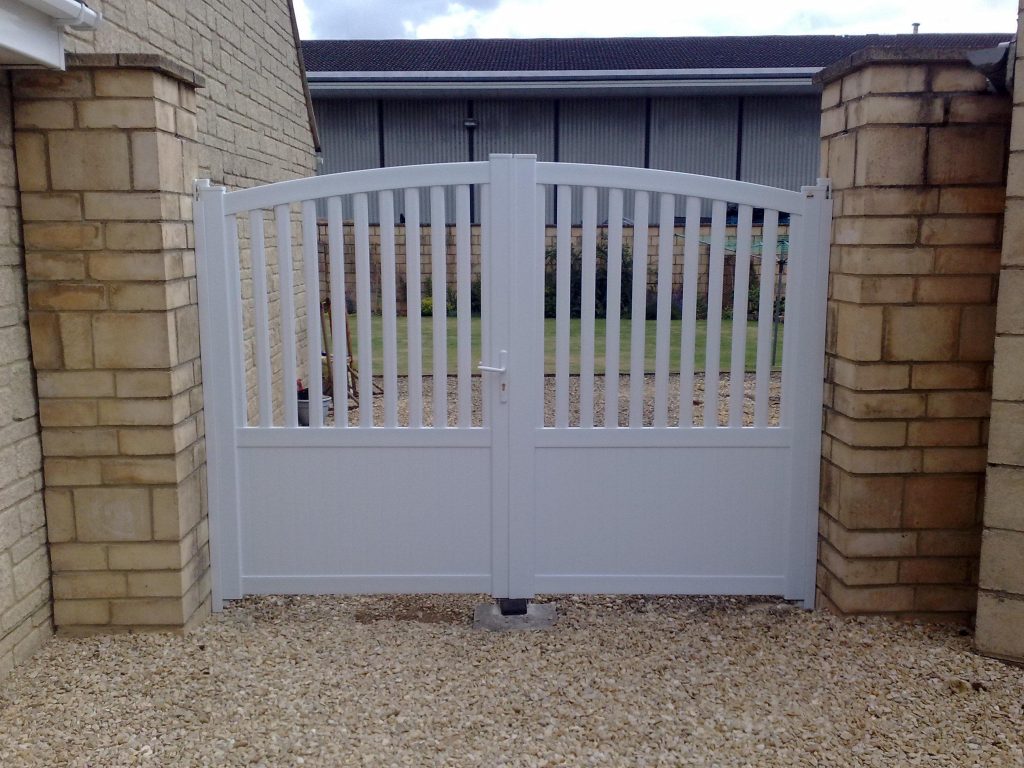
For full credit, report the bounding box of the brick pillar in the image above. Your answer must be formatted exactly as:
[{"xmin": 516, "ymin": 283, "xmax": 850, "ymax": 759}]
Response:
[
  {"xmin": 816, "ymin": 51, "xmax": 1010, "ymax": 620},
  {"xmin": 13, "ymin": 57, "xmax": 209, "ymax": 632},
  {"xmin": 976, "ymin": 6, "xmax": 1024, "ymax": 663}
]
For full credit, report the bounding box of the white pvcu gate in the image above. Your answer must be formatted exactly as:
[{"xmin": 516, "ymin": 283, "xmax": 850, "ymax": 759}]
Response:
[{"xmin": 195, "ymin": 155, "xmax": 832, "ymax": 610}]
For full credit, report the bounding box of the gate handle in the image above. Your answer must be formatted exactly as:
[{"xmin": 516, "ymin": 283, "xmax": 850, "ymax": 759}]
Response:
[
  {"xmin": 477, "ymin": 350, "xmax": 508, "ymax": 374},
  {"xmin": 478, "ymin": 350, "xmax": 509, "ymax": 402}
]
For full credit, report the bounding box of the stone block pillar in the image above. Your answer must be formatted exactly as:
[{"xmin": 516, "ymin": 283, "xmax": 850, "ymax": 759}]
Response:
[
  {"xmin": 816, "ymin": 51, "xmax": 1010, "ymax": 620},
  {"xmin": 976, "ymin": 8, "xmax": 1024, "ymax": 663},
  {"xmin": 13, "ymin": 56, "xmax": 209, "ymax": 632}
]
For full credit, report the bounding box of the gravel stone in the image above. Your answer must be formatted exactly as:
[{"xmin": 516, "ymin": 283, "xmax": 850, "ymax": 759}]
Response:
[
  {"xmin": 1, "ymin": 594, "xmax": 1022, "ymax": 766},
  {"xmin": 342, "ymin": 373, "xmax": 780, "ymax": 428}
]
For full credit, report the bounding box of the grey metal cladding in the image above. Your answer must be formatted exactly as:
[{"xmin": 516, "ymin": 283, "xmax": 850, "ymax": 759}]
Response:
[
  {"xmin": 383, "ymin": 100, "xmax": 469, "ymax": 223},
  {"xmin": 474, "ymin": 99, "xmax": 556, "ymax": 221},
  {"xmin": 313, "ymin": 99, "xmax": 379, "ymax": 219},
  {"xmin": 649, "ymin": 96, "xmax": 739, "ymax": 217},
  {"xmin": 740, "ymin": 95, "xmax": 820, "ymax": 191},
  {"xmin": 473, "ymin": 99, "xmax": 556, "ymax": 159},
  {"xmin": 314, "ymin": 99, "xmax": 379, "ymax": 173},
  {"xmin": 559, "ymin": 98, "xmax": 646, "ymax": 166},
  {"xmin": 560, "ymin": 99, "xmax": 645, "ymax": 224},
  {"xmin": 648, "ymin": 97, "xmax": 738, "ymax": 177}
]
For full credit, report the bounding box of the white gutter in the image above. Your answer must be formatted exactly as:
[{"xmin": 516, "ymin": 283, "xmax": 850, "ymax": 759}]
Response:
[
  {"xmin": 309, "ymin": 76, "xmax": 819, "ymax": 99},
  {"xmin": 307, "ymin": 66, "xmax": 822, "ymax": 81},
  {"xmin": 19, "ymin": 0, "xmax": 102, "ymax": 29}
]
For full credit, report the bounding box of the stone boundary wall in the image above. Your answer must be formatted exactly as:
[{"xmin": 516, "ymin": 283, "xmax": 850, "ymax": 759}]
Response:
[
  {"xmin": 64, "ymin": 0, "xmax": 318, "ymax": 440},
  {"xmin": 0, "ymin": 77, "xmax": 51, "ymax": 675},
  {"xmin": 816, "ymin": 50, "xmax": 1010, "ymax": 621},
  {"xmin": 13, "ymin": 64, "xmax": 209, "ymax": 634},
  {"xmin": 975, "ymin": 0, "xmax": 1024, "ymax": 664}
]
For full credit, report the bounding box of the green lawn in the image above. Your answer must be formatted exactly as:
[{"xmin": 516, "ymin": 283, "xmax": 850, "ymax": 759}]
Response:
[{"xmin": 342, "ymin": 315, "xmax": 783, "ymax": 375}]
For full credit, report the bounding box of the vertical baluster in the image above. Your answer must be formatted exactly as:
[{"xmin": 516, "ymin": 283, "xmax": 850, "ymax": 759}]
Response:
[
  {"xmin": 729, "ymin": 204, "xmax": 754, "ymax": 428},
  {"xmin": 379, "ymin": 191, "xmax": 398, "ymax": 427},
  {"xmin": 755, "ymin": 210, "xmax": 780, "ymax": 427},
  {"xmin": 480, "ymin": 189, "xmax": 490, "ymax": 427},
  {"xmin": 704, "ymin": 199, "xmax": 727, "ymax": 427},
  {"xmin": 249, "ymin": 210, "xmax": 273, "ymax": 427},
  {"xmin": 275, "ymin": 204, "xmax": 298, "ymax": 428},
  {"xmin": 354, "ymin": 192, "xmax": 373, "ymax": 427},
  {"xmin": 226, "ymin": 216, "xmax": 246, "ymax": 427},
  {"xmin": 456, "ymin": 184, "xmax": 471, "ymax": 427},
  {"xmin": 653, "ymin": 193, "xmax": 675, "ymax": 427},
  {"xmin": 554, "ymin": 185, "xmax": 571, "ymax": 428},
  {"xmin": 301, "ymin": 201, "xmax": 323, "ymax": 428},
  {"xmin": 579, "ymin": 186, "xmax": 598, "ymax": 428},
  {"xmin": 430, "ymin": 186, "xmax": 447, "ymax": 428},
  {"xmin": 678, "ymin": 196, "xmax": 701, "ymax": 427},
  {"xmin": 405, "ymin": 189, "xmax": 423, "ymax": 428},
  {"xmin": 604, "ymin": 189, "xmax": 624, "ymax": 428},
  {"xmin": 628, "ymin": 191, "xmax": 650, "ymax": 427},
  {"xmin": 326, "ymin": 197, "xmax": 348, "ymax": 428}
]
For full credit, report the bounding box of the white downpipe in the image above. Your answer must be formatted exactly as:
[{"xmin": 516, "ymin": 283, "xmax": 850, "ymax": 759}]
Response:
[{"xmin": 18, "ymin": 0, "xmax": 102, "ymax": 30}]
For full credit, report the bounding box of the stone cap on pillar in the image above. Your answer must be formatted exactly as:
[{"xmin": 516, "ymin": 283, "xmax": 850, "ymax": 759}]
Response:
[
  {"xmin": 814, "ymin": 46, "xmax": 993, "ymax": 86},
  {"xmin": 65, "ymin": 52, "xmax": 206, "ymax": 88}
]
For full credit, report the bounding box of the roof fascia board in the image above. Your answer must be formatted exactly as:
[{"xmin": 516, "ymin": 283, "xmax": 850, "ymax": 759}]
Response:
[
  {"xmin": 307, "ymin": 66, "xmax": 822, "ymax": 81},
  {"xmin": 309, "ymin": 77, "xmax": 818, "ymax": 98}
]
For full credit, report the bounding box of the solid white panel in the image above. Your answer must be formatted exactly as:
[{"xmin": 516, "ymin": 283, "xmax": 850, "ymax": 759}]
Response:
[
  {"xmin": 239, "ymin": 446, "xmax": 492, "ymax": 581},
  {"xmin": 533, "ymin": 446, "xmax": 790, "ymax": 587}
]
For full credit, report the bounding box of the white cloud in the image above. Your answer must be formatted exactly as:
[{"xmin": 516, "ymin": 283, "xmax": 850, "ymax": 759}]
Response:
[
  {"xmin": 413, "ymin": 0, "xmax": 1016, "ymax": 38},
  {"xmin": 293, "ymin": 0, "xmax": 314, "ymax": 38}
]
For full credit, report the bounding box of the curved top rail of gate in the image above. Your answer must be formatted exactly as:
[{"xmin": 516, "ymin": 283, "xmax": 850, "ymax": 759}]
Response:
[
  {"xmin": 222, "ymin": 159, "xmax": 806, "ymax": 215},
  {"xmin": 535, "ymin": 162, "xmax": 805, "ymax": 213},
  {"xmin": 223, "ymin": 161, "xmax": 491, "ymax": 214}
]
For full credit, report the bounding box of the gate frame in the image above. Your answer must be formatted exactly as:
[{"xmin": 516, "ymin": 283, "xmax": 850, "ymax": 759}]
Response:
[{"xmin": 195, "ymin": 157, "xmax": 832, "ymax": 611}]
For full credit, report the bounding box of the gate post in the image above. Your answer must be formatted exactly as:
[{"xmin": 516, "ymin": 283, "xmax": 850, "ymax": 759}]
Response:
[
  {"xmin": 484, "ymin": 154, "xmax": 540, "ymax": 601},
  {"xmin": 194, "ymin": 181, "xmax": 243, "ymax": 610},
  {"xmin": 507, "ymin": 155, "xmax": 542, "ymax": 601},
  {"xmin": 786, "ymin": 181, "xmax": 834, "ymax": 607}
]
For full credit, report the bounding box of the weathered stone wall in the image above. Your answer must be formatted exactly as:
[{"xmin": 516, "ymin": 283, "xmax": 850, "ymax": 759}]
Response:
[
  {"xmin": 0, "ymin": 78, "xmax": 52, "ymax": 675},
  {"xmin": 816, "ymin": 51, "xmax": 1010, "ymax": 620},
  {"xmin": 65, "ymin": 0, "xmax": 318, "ymax": 426},
  {"xmin": 975, "ymin": 0, "xmax": 1024, "ymax": 663},
  {"xmin": 64, "ymin": 1, "xmax": 314, "ymax": 189},
  {"xmin": 13, "ymin": 63, "xmax": 208, "ymax": 634}
]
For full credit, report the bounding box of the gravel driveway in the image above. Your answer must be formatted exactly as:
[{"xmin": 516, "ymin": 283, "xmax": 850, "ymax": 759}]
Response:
[
  {"xmin": 343, "ymin": 373, "xmax": 781, "ymax": 428},
  {"xmin": 2, "ymin": 595, "xmax": 1022, "ymax": 767}
]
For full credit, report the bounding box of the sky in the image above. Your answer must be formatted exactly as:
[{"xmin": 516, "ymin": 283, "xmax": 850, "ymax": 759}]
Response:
[{"xmin": 294, "ymin": 0, "xmax": 1018, "ymax": 40}]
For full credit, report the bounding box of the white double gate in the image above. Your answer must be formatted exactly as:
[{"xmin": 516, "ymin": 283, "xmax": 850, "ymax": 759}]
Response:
[{"xmin": 196, "ymin": 155, "xmax": 831, "ymax": 610}]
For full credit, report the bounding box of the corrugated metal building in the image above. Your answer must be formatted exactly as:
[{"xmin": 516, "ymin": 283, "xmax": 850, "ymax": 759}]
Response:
[{"xmin": 303, "ymin": 34, "xmax": 1008, "ymax": 223}]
